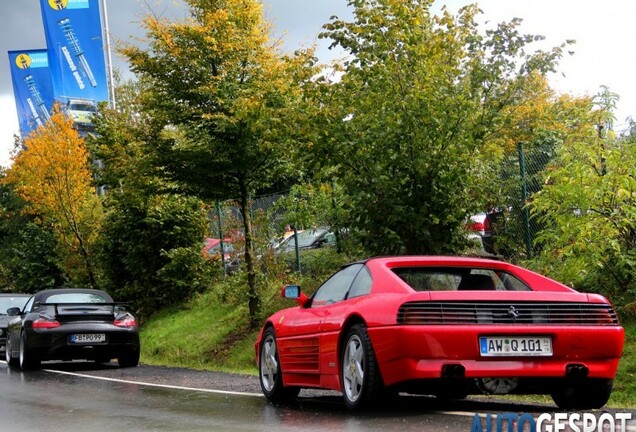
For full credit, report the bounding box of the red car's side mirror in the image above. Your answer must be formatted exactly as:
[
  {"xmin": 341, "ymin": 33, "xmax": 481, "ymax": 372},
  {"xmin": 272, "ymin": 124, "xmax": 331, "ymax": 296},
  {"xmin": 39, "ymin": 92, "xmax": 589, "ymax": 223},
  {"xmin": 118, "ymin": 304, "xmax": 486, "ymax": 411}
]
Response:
[{"xmin": 281, "ymin": 285, "xmax": 309, "ymax": 307}]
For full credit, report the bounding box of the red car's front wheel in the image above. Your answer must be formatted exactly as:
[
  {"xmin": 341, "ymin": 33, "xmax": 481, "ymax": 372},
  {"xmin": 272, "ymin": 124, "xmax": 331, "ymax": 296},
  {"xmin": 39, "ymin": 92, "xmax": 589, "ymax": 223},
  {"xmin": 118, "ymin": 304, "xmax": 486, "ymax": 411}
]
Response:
[{"xmin": 259, "ymin": 327, "xmax": 299, "ymax": 403}]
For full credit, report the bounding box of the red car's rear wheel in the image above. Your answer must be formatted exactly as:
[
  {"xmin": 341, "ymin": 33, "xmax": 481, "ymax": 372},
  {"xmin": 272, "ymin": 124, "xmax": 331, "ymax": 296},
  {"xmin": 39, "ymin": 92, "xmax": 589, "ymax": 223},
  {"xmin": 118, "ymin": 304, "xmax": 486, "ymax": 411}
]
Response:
[
  {"xmin": 551, "ymin": 378, "xmax": 613, "ymax": 409},
  {"xmin": 341, "ymin": 323, "xmax": 383, "ymax": 410}
]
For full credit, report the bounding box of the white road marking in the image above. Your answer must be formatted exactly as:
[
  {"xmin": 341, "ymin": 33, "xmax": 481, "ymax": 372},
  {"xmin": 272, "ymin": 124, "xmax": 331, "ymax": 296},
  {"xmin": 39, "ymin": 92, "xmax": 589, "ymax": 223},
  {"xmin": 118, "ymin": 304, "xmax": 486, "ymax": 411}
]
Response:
[
  {"xmin": 0, "ymin": 359, "xmax": 263, "ymax": 397},
  {"xmin": 435, "ymin": 411, "xmax": 481, "ymax": 417}
]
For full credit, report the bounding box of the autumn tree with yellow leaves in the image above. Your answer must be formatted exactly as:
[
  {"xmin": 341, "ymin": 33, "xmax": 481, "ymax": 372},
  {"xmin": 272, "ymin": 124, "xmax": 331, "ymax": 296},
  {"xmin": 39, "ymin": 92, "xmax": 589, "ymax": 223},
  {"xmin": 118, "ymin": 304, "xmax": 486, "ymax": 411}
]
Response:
[{"xmin": 4, "ymin": 108, "xmax": 101, "ymax": 287}]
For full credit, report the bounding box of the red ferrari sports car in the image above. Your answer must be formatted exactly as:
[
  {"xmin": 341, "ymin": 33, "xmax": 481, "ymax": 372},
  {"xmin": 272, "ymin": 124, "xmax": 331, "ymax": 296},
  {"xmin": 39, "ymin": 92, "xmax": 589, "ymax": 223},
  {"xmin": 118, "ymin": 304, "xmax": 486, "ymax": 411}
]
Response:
[{"xmin": 255, "ymin": 256, "xmax": 624, "ymax": 410}]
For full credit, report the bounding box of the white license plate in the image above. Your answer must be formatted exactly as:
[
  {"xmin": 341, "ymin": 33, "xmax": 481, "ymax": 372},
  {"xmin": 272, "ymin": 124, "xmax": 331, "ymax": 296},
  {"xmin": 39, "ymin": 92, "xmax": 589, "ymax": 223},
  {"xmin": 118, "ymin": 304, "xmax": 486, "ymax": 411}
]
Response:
[
  {"xmin": 479, "ymin": 336, "xmax": 552, "ymax": 357},
  {"xmin": 70, "ymin": 334, "xmax": 106, "ymax": 344}
]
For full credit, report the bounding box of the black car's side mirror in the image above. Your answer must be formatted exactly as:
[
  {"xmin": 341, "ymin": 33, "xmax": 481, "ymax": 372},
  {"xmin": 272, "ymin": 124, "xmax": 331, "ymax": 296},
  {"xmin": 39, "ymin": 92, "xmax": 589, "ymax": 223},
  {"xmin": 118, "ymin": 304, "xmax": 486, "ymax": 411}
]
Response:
[{"xmin": 6, "ymin": 307, "xmax": 21, "ymax": 316}]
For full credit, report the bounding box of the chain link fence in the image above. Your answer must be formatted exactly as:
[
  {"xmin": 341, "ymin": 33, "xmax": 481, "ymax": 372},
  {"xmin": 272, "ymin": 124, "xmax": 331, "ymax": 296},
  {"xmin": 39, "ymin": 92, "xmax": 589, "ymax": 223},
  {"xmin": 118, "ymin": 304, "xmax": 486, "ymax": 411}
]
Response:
[
  {"xmin": 486, "ymin": 141, "xmax": 557, "ymax": 260},
  {"xmin": 207, "ymin": 142, "xmax": 557, "ymax": 268},
  {"xmin": 206, "ymin": 191, "xmax": 296, "ymax": 273}
]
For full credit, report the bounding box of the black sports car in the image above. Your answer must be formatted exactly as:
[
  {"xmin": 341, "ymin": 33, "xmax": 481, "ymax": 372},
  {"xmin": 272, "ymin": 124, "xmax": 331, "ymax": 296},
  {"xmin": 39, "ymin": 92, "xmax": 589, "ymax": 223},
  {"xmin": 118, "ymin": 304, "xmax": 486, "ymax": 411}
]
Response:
[
  {"xmin": 4, "ymin": 288, "xmax": 140, "ymax": 370},
  {"xmin": 0, "ymin": 293, "xmax": 31, "ymax": 350}
]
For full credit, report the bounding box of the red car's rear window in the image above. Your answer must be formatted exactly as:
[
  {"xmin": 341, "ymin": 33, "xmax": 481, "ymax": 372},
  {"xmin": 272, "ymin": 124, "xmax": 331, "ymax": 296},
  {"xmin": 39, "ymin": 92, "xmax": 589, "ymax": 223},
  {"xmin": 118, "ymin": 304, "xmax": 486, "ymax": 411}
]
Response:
[{"xmin": 392, "ymin": 267, "xmax": 531, "ymax": 292}]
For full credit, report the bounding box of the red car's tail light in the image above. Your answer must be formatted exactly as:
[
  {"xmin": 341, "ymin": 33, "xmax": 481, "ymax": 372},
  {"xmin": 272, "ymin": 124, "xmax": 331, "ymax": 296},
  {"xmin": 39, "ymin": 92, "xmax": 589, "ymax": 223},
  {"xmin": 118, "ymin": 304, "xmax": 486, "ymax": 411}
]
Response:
[
  {"xmin": 467, "ymin": 221, "xmax": 486, "ymax": 232},
  {"xmin": 114, "ymin": 316, "xmax": 137, "ymax": 327},
  {"xmin": 401, "ymin": 309, "xmax": 427, "ymax": 324},
  {"xmin": 32, "ymin": 318, "xmax": 61, "ymax": 329},
  {"xmin": 466, "ymin": 214, "xmax": 494, "ymax": 235},
  {"xmin": 397, "ymin": 302, "xmax": 620, "ymax": 325},
  {"xmin": 591, "ymin": 309, "xmax": 619, "ymax": 325}
]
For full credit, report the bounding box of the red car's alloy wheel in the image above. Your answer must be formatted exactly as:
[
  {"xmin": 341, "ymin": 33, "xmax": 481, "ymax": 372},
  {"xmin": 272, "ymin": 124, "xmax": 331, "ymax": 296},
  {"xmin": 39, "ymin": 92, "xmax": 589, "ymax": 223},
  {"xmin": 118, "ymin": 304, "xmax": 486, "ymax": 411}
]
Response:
[
  {"xmin": 343, "ymin": 333, "xmax": 364, "ymax": 403},
  {"xmin": 341, "ymin": 324, "xmax": 383, "ymax": 410},
  {"xmin": 260, "ymin": 331, "xmax": 279, "ymax": 394},
  {"xmin": 259, "ymin": 328, "xmax": 299, "ymax": 402}
]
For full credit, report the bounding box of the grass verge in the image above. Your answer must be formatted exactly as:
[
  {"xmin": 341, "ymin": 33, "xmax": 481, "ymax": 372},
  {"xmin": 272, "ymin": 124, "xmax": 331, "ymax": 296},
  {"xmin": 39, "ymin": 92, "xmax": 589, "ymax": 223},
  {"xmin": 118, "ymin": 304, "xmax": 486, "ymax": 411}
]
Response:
[{"xmin": 140, "ymin": 288, "xmax": 259, "ymax": 374}]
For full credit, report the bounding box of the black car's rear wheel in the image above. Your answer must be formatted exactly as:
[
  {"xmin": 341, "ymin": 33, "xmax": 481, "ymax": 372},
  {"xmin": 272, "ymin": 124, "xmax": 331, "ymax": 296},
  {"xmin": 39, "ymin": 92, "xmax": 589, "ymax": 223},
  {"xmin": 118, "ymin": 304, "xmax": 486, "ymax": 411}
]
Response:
[
  {"xmin": 259, "ymin": 327, "xmax": 299, "ymax": 402},
  {"xmin": 19, "ymin": 332, "xmax": 40, "ymax": 370},
  {"xmin": 551, "ymin": 378, "xmax": 613, "ymax": 410},
  {"xmin": 5, "ymin": 336, "xmax": 19, "ymax": 368},
  {"xmin": 117, "ymin": 348, "xmax": 140, "ymax": 368},
  {"xmin": 341, "ymin": 323, "xmax": 383, "ymax": 410}
]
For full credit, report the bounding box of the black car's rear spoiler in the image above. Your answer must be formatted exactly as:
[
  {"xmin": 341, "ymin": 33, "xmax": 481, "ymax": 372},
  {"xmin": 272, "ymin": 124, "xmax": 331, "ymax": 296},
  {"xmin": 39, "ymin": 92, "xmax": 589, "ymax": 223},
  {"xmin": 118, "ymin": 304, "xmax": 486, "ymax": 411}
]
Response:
[{"xmin": 35, "ymin": 302, "xmax": 130, "ymax": 315}]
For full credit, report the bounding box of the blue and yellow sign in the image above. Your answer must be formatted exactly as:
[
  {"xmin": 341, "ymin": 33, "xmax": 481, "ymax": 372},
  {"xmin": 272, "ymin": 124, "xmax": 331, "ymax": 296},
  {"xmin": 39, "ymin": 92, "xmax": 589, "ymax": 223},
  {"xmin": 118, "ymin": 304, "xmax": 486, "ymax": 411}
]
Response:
[
  {"xmin": 39, "ymin": 0, "xmax": 108, "ymax": 105},
  {"xmin": 8, "ymin": 49, "xmax": 55, "ymax": 137}
]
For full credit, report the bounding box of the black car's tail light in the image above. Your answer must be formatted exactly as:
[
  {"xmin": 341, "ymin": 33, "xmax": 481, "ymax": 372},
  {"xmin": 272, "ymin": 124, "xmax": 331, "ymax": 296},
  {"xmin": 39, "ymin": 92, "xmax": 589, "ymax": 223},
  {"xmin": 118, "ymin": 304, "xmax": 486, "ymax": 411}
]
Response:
[
  {"xmin": 114, "ymin": 315, "xmax": 137, "ymax": 328},
  {"xmin": 32, "ymin": 317, "xmax": 61, "ymax": 329}
]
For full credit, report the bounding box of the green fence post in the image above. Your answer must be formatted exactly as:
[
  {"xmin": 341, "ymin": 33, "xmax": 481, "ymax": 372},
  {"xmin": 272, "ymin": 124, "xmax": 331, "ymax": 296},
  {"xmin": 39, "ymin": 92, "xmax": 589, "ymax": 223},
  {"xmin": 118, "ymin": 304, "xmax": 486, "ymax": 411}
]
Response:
[
  {"xmin": 216, "ymin": 201, "xmax": 226, "ymax": 275},
  {"xmin": 517, "ymin": 143, "xmax": 533, "ymax": 258},
  {"xmin": 293, "ymin": 226, "xmax": 301, "ymax": 273}
]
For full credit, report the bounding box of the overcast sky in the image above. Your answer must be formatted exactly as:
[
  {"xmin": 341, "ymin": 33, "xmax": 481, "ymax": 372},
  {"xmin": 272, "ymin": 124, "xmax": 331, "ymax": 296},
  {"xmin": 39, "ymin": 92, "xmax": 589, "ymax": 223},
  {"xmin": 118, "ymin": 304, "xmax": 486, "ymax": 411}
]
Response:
[{"xmin": 2, "ymin": 0, "xmax": 636, "ymax": 166}]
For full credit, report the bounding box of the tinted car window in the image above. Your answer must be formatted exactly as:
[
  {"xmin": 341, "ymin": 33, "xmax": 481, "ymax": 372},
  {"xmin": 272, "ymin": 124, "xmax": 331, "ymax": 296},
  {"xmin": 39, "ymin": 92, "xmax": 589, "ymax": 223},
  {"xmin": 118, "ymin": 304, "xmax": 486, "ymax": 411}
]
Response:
[
  {"xmin": 45, "ymin": 293, "xmax": 109, "ymax": 303},
  {"xmin": 392, "ymin": 267, "xmax": 530, "ymax": 292},
  {"xmin": 312, "ymin": 264, "xmax": 363, "ymax": 307},
  {"xmin": 295, "ymin": 230, "xmax": 325, "ymax": 248},
  {"xmin": 208, "ymin": 242, "xmax": 235, "ymax": 253},
  {"xmin": 0, "ymin": 296, "xmax": 30, "ymax": 314},
  {"xmin": 277, "ymin": 229, "xmax": 336, "ymax": 252},
  {"xmin": 23, "ymin": 296, "xmax": 34, "ymax": 313},
  {"xmin": 69, "ymin": 103, "xmax": 96, "ymax": 112},
  {"xmin": 347, "ymin": 266, "xmax": 372, "ymax": 299}
]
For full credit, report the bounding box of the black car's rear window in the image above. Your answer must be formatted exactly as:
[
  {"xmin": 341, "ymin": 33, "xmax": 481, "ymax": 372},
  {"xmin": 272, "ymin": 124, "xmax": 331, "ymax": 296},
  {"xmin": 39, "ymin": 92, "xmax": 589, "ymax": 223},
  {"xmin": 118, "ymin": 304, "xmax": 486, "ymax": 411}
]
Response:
[
  {"xmin": 43, "ymin": 293, "xmax": 110, "ymax": 304},
  {"xmin": 392, "ymin": 267, "xmax": 531, "ymax": 292}
]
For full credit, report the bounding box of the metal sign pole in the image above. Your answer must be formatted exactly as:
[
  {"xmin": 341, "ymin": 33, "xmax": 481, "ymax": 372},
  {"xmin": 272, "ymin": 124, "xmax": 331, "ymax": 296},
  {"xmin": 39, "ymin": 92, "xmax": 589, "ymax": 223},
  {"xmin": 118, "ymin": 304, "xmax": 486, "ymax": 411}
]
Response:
[{"xmin": 100, "ymin": 0, "xmax": 116, "ymax": 109}]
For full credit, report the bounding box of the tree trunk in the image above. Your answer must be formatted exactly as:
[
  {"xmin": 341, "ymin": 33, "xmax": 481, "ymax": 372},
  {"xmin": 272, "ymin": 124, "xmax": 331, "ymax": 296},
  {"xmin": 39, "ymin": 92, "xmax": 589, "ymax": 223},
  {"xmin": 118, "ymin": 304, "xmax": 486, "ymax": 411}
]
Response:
[{"xmin": 239, "ymin": 179, "xmax": 259, "ymax": 328}]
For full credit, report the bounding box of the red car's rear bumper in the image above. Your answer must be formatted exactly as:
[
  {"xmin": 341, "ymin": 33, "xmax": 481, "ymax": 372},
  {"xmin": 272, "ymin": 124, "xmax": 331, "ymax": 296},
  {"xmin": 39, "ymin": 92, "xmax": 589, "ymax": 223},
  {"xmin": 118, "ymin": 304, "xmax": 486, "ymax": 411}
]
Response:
[{"xmin": 368, "ymin": 325, "xmax": 624, "ymax": 387}]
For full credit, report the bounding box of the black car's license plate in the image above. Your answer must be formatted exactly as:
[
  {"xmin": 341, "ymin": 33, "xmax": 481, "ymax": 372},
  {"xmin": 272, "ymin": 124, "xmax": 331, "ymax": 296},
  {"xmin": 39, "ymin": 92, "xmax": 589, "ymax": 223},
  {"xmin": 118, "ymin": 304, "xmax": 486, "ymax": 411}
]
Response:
[{"xmin": 70, "ymin": 333, "xmax": 106, "ymax": 344}]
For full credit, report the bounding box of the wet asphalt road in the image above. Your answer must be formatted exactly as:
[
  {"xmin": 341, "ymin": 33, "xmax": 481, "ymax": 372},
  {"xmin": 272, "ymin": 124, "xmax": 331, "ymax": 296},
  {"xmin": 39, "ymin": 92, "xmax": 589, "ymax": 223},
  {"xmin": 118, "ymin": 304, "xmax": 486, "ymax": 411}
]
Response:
[{"xmin": 0, "ymin": 360, "xmax": 634, "ymax": 432}]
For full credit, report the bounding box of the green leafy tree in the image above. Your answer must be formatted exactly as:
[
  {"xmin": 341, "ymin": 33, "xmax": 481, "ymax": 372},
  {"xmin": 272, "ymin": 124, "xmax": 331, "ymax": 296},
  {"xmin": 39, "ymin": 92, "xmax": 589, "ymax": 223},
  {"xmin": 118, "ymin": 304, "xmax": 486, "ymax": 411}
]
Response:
[
  {"xmin": 89, "ymin": 76, "xmax": 212, "ymax": 316},
  {"xmin": 120, "ymin": 0, "xmax": 315, "ymax": 325},
  {"xmin": 96, "ymin": 193, "xmax": 212, "ymax": 317},
  {"xmin": 530, "ymin": 88, "xmax": 636, "ymax": 307},
  {"xmin": 0, "ymin": 174, "xmax": 65, "ymax": 292},
  {"xmin": 311, "ymin": 0, "xmax": 571, "ymax": 255}
]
